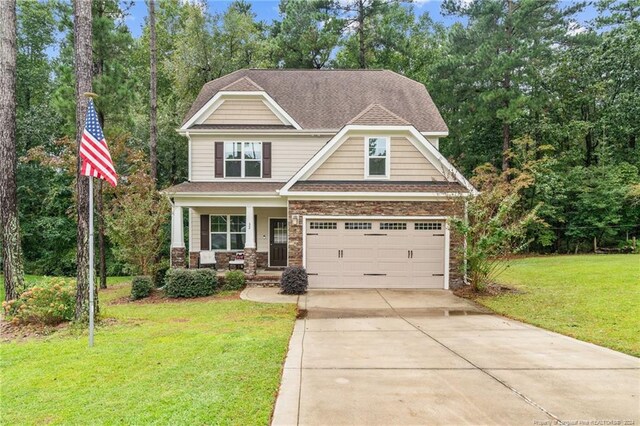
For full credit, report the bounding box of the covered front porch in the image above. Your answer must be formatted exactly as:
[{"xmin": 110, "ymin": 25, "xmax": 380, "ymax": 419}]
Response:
[{"xmin": 169, "ymin": 193, "xmax": 288, "ymax": 276}]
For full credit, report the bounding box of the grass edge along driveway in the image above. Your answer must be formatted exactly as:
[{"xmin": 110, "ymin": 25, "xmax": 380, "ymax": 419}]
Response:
[
  {"xmin": 474, "ymin": 254, "xmax": 640, "ymax": 357},
  {"xmin": 0, "ymin": 283, "xmax": 297, "ymax": 425}
]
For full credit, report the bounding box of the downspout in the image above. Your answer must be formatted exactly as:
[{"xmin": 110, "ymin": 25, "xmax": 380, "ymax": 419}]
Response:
[{"xmin": 186, "ymin": 131, "xmax": 192, "ymax": 181}]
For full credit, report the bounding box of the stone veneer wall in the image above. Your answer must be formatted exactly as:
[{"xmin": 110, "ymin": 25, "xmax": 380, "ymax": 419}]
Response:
[
  {"xmin": 287, "ymin": 200, "xmax": 465, "ymax": 287},
  {"xmin": 188, "ymin": 251, "xmax": 268, "ymax": 269}
]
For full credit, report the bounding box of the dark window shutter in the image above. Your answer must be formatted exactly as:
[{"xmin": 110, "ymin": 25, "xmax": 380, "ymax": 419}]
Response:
[
  {"xmin": 255, "ymin": 215, "xmax": 258, "ymax": 244},
  {"xmin": 200, "ymin": 215, "xmax": 210, "ymax": 250},
  {"xmin": 214, "ymin": 142, "xmax": 224, "ymax": 178},
  {"xmin": 262, "ymin": 142, "xmax": 271, "ymax": 178}
]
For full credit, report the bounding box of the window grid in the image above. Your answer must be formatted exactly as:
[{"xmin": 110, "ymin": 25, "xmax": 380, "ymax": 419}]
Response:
[
  {"xmin": 366, "ymin": 137, "xmax": 389, "ymax": 178},
  {"xmin": 210, "ymin": 214, "xmax": 246, "ymax": 250},
  {"xmin": 224, "ymin": 141, "xmax": 262, "ymax": 178},
  {"xmin": 344, "ymin": 222, "xmax": 372, "ymax": 230},
  {"xmin": 310, "ymin": 222, "xmax": 337, "ymax": 230},
  {"xmin": 414, "ymin": 222, "xmax": 443, "ymax": 231},
  {"xmin": 379, "ymin": 222, "xmax": 407, "ymax": 230}
]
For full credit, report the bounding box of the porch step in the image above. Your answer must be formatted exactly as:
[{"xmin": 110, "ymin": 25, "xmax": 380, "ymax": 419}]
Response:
[{"xmin": 247, "ymin": 275, "xmax": 281, "ymax": 288}]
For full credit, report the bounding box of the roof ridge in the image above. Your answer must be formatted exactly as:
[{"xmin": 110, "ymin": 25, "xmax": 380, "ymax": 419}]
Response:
[
  {"xmin": 347, "ymin": 103, "xmax": 410, "ymax": 125},
  {"xmin": 219, "ymin": 75, "xmax": 264, "ymax": 91}
]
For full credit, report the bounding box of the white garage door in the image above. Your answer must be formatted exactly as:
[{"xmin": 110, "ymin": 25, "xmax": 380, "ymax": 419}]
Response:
[{"xmin": 305, "ymin": 219, "xmax": 447, "ymax": 289}]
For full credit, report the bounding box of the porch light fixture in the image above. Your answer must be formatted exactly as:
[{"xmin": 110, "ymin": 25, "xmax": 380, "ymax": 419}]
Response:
[{"xmin": 292, "ymin": 215, "xmax": 300, "ymax": 226}]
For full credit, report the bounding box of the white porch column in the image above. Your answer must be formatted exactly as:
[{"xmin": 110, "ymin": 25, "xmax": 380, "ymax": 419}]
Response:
[
  {"xmin": 171, "ymin": 204, "xmax": 184, "ymax": 248},
  {"xmin": 245, "ymin": 205, "xmax": 256, "ymax": 249}
]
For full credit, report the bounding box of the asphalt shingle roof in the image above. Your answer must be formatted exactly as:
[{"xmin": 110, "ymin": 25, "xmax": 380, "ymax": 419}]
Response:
[{"xmin": 183, "ymin": 69, "xmax": 448, "ymax": 132}]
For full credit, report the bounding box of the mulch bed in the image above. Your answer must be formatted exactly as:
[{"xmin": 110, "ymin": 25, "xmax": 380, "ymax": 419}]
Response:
[{"xmin": 454, "ymin": 283, "xmax": 524, "ymax": 299}]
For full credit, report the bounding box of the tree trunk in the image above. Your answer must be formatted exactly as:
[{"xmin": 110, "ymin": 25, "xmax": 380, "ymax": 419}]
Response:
[
  {"xmin": 501, "ymin": 0, "xmax": 514, "ymax": 173},
  {"xmin": 0, "ymin": 0, "xmax": 25, "ymax": 301},
  {"xmin": 98, "ymin": 180, "xmax": 106, "ymax": 289},
  {"xmin": 357, "ymin": 0, "xmax": 366, "ymax": 69},
  {"xmin": 74, "ymin": 0, "xmax": 94, "ymax": 320},
  {"xmin": 149, "ymin": 0, "xmax": 158, "ymax": 184}
]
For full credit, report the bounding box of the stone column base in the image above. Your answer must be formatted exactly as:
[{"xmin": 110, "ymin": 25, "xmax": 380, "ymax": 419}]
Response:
[
  {"xmin": 171, "ymin": 247, "xmax": 186, "ymax": 268},
  {"xmin": 244, "ymin": 248, "xmax": 257, "ymax": 277}
]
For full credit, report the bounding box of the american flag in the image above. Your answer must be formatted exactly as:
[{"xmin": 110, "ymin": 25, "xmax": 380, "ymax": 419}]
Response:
[{"xmin": 80, "ymin": 99, "xmax": 117, "ymax": 187}]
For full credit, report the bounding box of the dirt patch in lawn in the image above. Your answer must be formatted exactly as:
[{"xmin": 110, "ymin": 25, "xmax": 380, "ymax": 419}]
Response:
[
  {"xmin": 108, "ymin": 289, "xmax": 240, "ymax": 305},
  {"xmin": 0, "ymin": 320, "xmax": 69, "ymax": 342},
  {"xmin": 454, "ymin": 283, "xmax": 524, "ymax": 299}
]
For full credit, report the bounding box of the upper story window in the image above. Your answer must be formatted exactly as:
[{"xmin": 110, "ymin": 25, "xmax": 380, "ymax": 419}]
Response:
[
  {"xmin": 225, "ymin": 142, "xmax": 262, "ymax": 178},
  {"xmin": 365, "ymin": 137, "xmax": 389, "ymax": 179}
]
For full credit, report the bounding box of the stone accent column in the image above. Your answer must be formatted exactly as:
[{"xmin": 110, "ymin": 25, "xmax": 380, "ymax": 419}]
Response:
[
  {"xmin": 171, "ymin": 247, "xmax": 186, "ymax": 268},
  {"xmin": 170, "ymin": 204, "xmax": 185, "ymax": 268},
  {"xmin": 244, "ymin": 205, "xmax": 257, "ymax": 276},
  {"xmin": 244, "ymin": 248, "xmax": 257, "ymax": 277}
]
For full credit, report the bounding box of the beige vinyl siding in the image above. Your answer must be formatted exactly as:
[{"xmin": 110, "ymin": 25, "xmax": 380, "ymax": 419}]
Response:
[
  {"xmin": 203, "ymin": 99, "xmax": 284, "ymax": 125},
  {"xmin": 190, "ymin": 207, "xmax": 287, "ymax": 252},
  {"xmin": 308, "ymin": 137, "xmax": 364, "ymax": 180},
  {"xmin": 190, "ymin": 134, "xmax": 328, "ymax": 181},
  {"xmin": 191, "ymin": 136, "xmax": 215, "ymax": 181},
  {"xmin": 390, "ymin": 137, "xmax": 446, "ymax": 181},
  {"xmin": 308, "ymin": 136, "xmax": 447, "ymax": 181}
]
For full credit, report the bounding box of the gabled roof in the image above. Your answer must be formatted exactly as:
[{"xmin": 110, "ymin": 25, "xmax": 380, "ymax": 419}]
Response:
[
  {"xmin": 219, "ymin": 76, "xmax": 264, "ymax": 92},
  {"xmin": 183, "ymin": 69, "xmax": 448, "ymax": 133},
  {"xmin": 348, "ymin": 103, "xmax": 410, "ymax": 126},
  {"xmin": 280, "ymin": 125, "xmax": 478, "ymax": 196}
]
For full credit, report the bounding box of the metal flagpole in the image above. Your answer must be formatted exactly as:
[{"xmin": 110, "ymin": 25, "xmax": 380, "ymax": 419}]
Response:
[{"xmin": 88, "ymin": 176, "xmax": 95, "ymax": 347}]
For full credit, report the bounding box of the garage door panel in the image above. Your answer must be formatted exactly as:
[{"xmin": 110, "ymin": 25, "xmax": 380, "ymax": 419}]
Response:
[{"xmin": 306, "ymin": 219, "xmax": 446, "ymax": 289}]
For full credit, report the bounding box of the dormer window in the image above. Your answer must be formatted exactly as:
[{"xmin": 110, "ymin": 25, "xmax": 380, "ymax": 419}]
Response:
[
  {"xmin": 365, "ymin": 137, "xmax": 389, "ymax": 179},
  {"xmin": 225, "ymin": 142, "xmax": 262, "ymax": 178}
]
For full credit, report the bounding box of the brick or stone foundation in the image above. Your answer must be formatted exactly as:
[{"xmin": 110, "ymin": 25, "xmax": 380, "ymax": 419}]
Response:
[
  {"xmin": 171, "ymin": 247, "xmax": 186, "ymax": 268},
  {"xmin": 287, "ymin": 200, "xmax": 465, "ymax": 285},
  {"xmin": 245, "ymin": 248, "xmax": 257, "ymax": 276}
]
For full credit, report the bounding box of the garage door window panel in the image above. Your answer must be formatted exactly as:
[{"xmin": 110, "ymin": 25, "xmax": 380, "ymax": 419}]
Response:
[
  {"xmin": 379, "ymin": 222, "xmax": 407, "ymax": 230},
  {"xmin": 415, "ymin": 222, "xmax": 443, "ymax": 231},
  {"xmin": 309, "ymin": 222, "xmax": 337, "ymax": 230},
  {"xmin": 344, "ymin": 222, "xmax": 372, "ymax": 230}
]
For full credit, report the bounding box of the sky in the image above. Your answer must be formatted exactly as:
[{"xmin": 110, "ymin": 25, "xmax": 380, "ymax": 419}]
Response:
[{"xmin": 122, "ymin": 0, "xmax": 597, "ymax": 38}]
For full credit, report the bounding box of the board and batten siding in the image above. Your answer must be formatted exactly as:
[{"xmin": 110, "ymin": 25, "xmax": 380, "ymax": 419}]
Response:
[
  {"xmin": 203, "ymin": 98, "xmax": 284, "ymax": 126},
  {"xmin": 308, "ymin": 136, "xmax": 447, "ymax": 181},
  {"xmin": 190, "ymin": 134, "xmax": 328, "ymax": 181}
]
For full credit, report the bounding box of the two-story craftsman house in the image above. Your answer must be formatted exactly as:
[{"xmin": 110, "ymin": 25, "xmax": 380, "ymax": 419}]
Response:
[{"xmin": 165, "ymin": 69, "xmax": 476, "ymax": 289}]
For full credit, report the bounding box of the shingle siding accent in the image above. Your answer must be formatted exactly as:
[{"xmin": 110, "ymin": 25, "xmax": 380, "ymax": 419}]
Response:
[{"xmin": 287, "ymin": 200, "xmax": 464, "ymax": 287}]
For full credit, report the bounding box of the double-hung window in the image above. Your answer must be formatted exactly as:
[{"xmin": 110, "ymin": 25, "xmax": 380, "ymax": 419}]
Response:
[
  {"xmin": 210, "ymin": 215, "xmax": 246, "ymax": 250},
  {"xmin": 365, "ymin": 137, "xmax": 389, "ymax": 178},
  {"xmin": 224, "ymin": 142, "xmax": 262, "ymax": 178}
]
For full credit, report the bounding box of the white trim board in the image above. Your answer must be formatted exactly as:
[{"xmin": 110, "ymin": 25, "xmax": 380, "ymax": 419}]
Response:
[
  {"xmin": 280, "ymin": 125, "xmax": 478, "ymax": 195},
  {"xmin": 180, "ymin": 91, "xmax": 301, "ymax": 130}
]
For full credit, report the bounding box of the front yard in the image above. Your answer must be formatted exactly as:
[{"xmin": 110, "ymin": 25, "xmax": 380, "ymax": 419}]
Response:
[
  {"xmin": 473, "ymin": 254, "xmax": 640, "ymax": 357},
  {"xmin": 0, "ymin": 281, "xmax": 297, "ymax": 425}
]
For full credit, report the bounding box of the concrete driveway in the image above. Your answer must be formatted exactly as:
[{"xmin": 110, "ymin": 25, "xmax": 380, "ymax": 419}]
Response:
[{"xmin": 270, "ymin": 289, "xmax": 640, "ymax": 426}]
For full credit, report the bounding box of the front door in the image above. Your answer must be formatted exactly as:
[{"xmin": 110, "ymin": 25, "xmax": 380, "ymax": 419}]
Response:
[{"xmin": 269, "ymin": 218, "xmax": 288, "ymax": 267}]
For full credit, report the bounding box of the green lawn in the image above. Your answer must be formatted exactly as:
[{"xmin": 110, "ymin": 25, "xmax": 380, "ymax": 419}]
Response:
[
  {"xmin": 475, "ymin": 254, "xmax": 640, "ymax": 357},
  {"xmin": 0, "ymin": 280, "xmax": 297, "ymax": 425}
]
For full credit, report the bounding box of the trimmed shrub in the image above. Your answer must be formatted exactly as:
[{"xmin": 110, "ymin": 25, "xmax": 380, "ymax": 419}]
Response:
[
  {"xmin": 223, "ymin": 270, "xmax": 246, "ymax": 290},
  {"xmin": 164, "ymin": 268, "xmax": 219, "ymax": 298},
  {"xmin": 2, "ymin": 278, "xmax": 75, "ymax": 325},
  {"xmin": 280, "ymin": 266, "xmax": 308, "ymax": 295},
  {"xmin": 131, "ymin": 276, "xmax": 153, "ymax": 300},
  {"xmin": 153, "ymin": 262, "xmax": 169, "ymax": 288}
]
